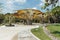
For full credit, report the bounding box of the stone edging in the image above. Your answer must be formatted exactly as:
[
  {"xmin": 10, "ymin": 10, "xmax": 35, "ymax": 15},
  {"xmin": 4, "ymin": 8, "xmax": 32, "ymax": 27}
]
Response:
[
  {"xmin": 29, "ymin": 26, "xmax": 40, "ymax": 40},
  {"xmin": 43, "ymin": 24, "xmax": 58, "ymax": 40},
  {"xmin": 29, "ymin": 31, "xmax": 40, "ymax": 40}
]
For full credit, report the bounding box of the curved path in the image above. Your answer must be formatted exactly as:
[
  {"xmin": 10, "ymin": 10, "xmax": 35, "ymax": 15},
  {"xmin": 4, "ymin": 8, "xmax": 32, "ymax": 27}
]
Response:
[
  {"xmin": 18, "ymin": 29, "xmax": 37, "ymax": 40},
  {"xmin": 0, "ymin": 23, "xmax": 40, "ymax": 40}
]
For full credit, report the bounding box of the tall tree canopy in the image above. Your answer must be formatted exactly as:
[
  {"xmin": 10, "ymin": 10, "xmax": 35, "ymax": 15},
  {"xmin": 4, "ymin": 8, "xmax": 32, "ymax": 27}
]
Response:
[
  {"xmin": 51, "ymin": 6, "xmax": 60, "ymax": 17},
  {"xmin": 44, "ymin": 0, "xmax": 58, "ymax": 8},
  {"xmin": 49, "ymin": 6, "xmax": 60, "ymax": 23}
]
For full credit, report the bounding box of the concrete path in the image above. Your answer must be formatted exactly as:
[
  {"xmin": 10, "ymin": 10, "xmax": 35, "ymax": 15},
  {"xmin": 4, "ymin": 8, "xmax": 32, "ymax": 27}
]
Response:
[
  {"xmin": 18, "ymin": 30, "xmax": 37, "ymax": 40},
  {"xmin": 0, "ymin": 24, "xmax": 40, "ymax": 40}
]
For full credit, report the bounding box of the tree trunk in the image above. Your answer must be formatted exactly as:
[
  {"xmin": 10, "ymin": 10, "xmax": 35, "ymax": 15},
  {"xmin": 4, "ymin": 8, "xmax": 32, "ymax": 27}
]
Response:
[{"xmin": 26, "ymin": 19, "xmax": 32, "ymax": 25}]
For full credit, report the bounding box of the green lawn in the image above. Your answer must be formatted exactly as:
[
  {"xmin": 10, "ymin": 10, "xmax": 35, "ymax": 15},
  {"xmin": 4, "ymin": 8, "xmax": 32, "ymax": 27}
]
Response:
[
  {"xmin": 31, "ymin": 27, "xmax": 51, "ymax": 40},
  {"xmin": 47, "ymin": 24, "xmax": 60, "ymax": 38}
]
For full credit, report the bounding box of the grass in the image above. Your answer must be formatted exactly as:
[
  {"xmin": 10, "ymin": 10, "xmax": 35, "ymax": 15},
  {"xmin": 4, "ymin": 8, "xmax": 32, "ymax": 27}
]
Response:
[
  {"xmin": 31, "ymin": 27, "xmax": 51, "ymax": 40},
  {"xmin": 47, "ymin": 24, "xmax": 60, "ymax": 38}
]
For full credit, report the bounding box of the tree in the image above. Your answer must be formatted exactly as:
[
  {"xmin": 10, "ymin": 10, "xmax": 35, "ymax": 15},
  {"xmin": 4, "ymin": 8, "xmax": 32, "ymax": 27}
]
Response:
[
  {"xmin": 4, "ymin": 13, "xmax": 15, "ymax": 26},
  {"xmin": 44, "ymin": 0, "xmax": 58, "ymax": 8},
  {"xmin": 42, "ymin": 0, "xmax": 59, "ymax": 23},
  {"xmin": 0, "ymin": 3, "xmax": 4, "ymax": 24},
  {"xmin": 0, "ymin": 14, "xmax": 4, "ymax": 24},
  {"xmin": 51, "ymin": 6, "xmax": 60, "ymax": 23},
  {"xmin": 25, "ymin": 10, "xmax": 34, "ymax": 25}
]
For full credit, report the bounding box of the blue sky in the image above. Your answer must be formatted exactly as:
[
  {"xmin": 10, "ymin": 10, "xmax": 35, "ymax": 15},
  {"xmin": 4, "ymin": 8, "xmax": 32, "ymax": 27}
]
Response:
[{"xmin": 0, "ymin": 0, "xmax": 59, "ymax": 13}]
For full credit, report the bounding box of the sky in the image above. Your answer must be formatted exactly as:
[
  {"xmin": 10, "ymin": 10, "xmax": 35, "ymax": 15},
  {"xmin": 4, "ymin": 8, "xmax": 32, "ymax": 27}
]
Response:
[{"xmin": 0, "ymin": 0, "xmax": 59, "ymax": 13}]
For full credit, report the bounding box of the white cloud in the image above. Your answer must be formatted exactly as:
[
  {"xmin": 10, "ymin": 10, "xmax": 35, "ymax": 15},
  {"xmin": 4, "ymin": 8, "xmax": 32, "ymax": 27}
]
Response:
[
  {"xmin": 15, "ymin": 0, "xmax": 27, "ymax": 4},
  {"xmin": 2, "ymin": 0, "xmax": 15, "ymax": 13},
  {"xmin": 37, "ymin": 0, "xmax": 45, "ymax": 7},
  {"xmin": 6, "ymin": 1, "xmax": 13, "ymax": 7},
  {"xmin": 55, "ymin": 0, "xmax": 60, "ymax": 6},
  {"xmin": 2, "ymin": 0, "xmax": 27, "ymax": 13},
  {"xmin": 59, "ymin": 0, "xmax": 60, "ymax": 6},
  {"xmin": 40, "ymin": 3, "xmax": 44, "ymax": 6},
  {"xmin": 4, "ymin": 0, "xmax": 27, "ymax": 8},
  {"xmin": 32, "ymin": 7, "xmax": 37, "ymax": 9},
  {"xmin": 1, "ymin": 0, "xmax": 27, "ymax": 13},
  {"xmin": 26, "ymin": 7, "xmax": 37, "ymax": 9},
  {"xmin": 38, "ymin": 3, "xmax": 44, "ymax": 7},
  {"xmin": 41, "ymin": 0, "xmax": 45, "ymax": 3}
]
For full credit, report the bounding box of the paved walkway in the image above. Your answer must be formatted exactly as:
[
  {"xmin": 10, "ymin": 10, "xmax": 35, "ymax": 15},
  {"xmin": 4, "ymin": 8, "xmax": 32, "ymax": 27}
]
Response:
[
  {"xmin": 18, "ymin": 30, "xmax": 37, "ymax": 40},
  {"xmin": 0, "ymin": 24, "xmax": 40, "ymax": 40}
]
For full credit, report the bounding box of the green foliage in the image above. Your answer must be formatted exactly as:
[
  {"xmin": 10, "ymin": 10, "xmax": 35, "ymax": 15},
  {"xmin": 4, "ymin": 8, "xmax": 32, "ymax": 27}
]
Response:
[
  {"xmin": 51, "ymin": 6, "xmax": 60, "ymax": 22},
  {"xmin": 31, "ymin": 27, "xmax": 51, "ymax": 40},
  {"xmin": 4, "ymin": 13, "xmax": 15, "ymax": 24},
  {"xmin": 47, "ymin": 24, "xmax": 60, "ymax": 38},
  {"xmin": 51, "ymin": 6, "xmax": 60, "ymax": 16},
  {"xmin": 0, "ymin": 14, "xmax": 5, "ymax": 24},
  {"xmin": 0, "ymin": 14, "xmax": 4, "ymax": 19},
  {"xmin": 44, "ymin": 0, "xmax": 58, "ymax": 8}
]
